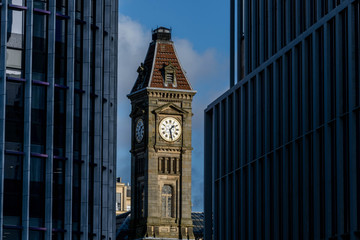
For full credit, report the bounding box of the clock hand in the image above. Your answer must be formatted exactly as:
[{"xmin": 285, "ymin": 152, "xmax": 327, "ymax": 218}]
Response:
[{"xmin": 169, "ymin": 125, "xmax": 174, "ymax": 139}]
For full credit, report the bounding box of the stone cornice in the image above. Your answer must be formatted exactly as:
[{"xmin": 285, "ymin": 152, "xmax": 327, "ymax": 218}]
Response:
[
  {"xmin": 128, "ymin": 87, "xmax": 196, "ymax": 101},
  {"xmin": 147, "ymin": 88, "xmax": 196, "ymax": 100},
  {"xmin": 154, "ymin": 145, "xmax": 192, "ymax": 153}
]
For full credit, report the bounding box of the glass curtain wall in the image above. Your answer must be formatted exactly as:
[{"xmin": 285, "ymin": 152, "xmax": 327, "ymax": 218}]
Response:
[
  {"xmin": 3, "ymin": 2, "xmax": 25, "ymax": 238},
  {"xmin": 30, "ymin": 3, "xmax": 48, "ymax": 238}
]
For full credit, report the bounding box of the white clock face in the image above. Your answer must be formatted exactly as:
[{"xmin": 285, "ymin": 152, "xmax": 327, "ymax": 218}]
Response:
[
  {"xmin": 135, "ymin": 119, "xmax": 144, "ymax": 143},
  {"xmin": 159, "ymin": 117, "xmax": 182, "ymax": 142}
]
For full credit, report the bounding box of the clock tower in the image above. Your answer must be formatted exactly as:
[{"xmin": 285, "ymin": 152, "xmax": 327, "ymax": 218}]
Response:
[{"xmin": 127, "ymin": 27, "xmax": 196, "ymax": 240}]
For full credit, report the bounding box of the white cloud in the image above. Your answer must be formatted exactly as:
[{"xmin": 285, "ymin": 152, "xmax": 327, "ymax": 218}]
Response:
[
  {"xmin": 118, "ymin": 15, "xmax": 151, "ymax": 92},
  {"xmin": 174, "ymin": 39, "xmax": 219, "ymax": 82},
  {"xmin": 117, "ymin": 15, "xmax": 151, "ymax": 183}
]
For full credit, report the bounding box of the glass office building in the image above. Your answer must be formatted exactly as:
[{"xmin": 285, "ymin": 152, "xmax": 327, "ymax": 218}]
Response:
[
  {"xmin": 0, "ymin": 0, "xmax": 118, "ymax": 239},
  {"xmin": 204, "ymin": 0, "xmax": 359, "ymax": 239}
]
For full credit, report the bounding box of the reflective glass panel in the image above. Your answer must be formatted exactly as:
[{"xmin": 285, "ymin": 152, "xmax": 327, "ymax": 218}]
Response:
[
  {"xmin": 73, "ymin": 93, "xmax": 82, "ymax": 158},
  {"xmin": 31, "ymin": 85, "xmax": 47, "ymax": 153},
  {"xmin": 3, "ymin": 155, "xmax": 22, "ymax": 225},
  {"xmin": 89, "ymin": 98, "xmax": 95, "ymax": 158},
  {"xmin": 6, "ymin": 48, "xmax": 23, "ymax": 78},
  {"xmin": 7, "ymin": 9, "xmax": 24, "ymax": 48},
  {"xmin": 29, "ymin": 157, "xmax": 45, "ymax": 227},
  {"xmin": 72, "ymin": 162, "xmax": 81, "ymax": 231},
  {"xmin": 2, "ymin": 228, "xmax": 21, "ymax": 240},
  {"xmin": 75, "ymin": 0, "xmax": 83, "ymax": 19},
  {"xmin": 52, "ymin": 232, "xmax": 64, "ymax": 240},
  {"xmin": 88, "ymin": 165, "xmax": 94, "ymax": 234},
  {"xmin": 6, "ymin": 9, "xmax": 24, "ymax": 78},
  {"xmin": 74, "ymin": 23, "xmax": 83, "ymax": 88},
  {"xmin": 56, "ymin": 0, "xmax": 67, "ymax": 14},
  {"xmin": 53, "ymin": 159, "xmax": 65, "ymax": 229},
  {"xmin": 9, "ymin": 0, "xmax": 24, "ymax": 5},
  {"xmin": 72, "ymin": 233, "xmax": 81, "ymax": 240},
  {"xmin": 30, "ymin": 230, "xmax": 45, "ymax": 240},
  {"xmin": 55, "ymin": 19, "xmax": 67, "ymax": 85},
  {"xmin": 33, "ymin": 0, "xmax": 48, "ymax": 10},
  {"xmin": 54, "ymin": 88, "xmax": 66, "ymax": 156},
  {"xmin": 5, "ymin": 81, "xmax": 24, "ymax": 151},
  {"xmin": 32, "ymin": 14, "xmax": 47, "ymax": 81},
  {"xmin": 90, "ymin": 0, "xmax": 95, "ymax": 23}
]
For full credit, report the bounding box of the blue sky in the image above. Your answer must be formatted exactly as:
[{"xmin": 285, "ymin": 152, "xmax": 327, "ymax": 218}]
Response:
[{"xmin": 117, "ymin": 0, "xmax": 230, "ymax": 211}]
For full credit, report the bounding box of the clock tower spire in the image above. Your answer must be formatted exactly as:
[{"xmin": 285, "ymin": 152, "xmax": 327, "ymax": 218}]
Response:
[{"xmin": 127, "ymin": 27, "xmax": 196, "ymax": 240}]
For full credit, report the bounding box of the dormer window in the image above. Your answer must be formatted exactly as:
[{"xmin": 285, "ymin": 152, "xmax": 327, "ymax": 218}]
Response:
[
  {"xmin": 166, "ymin": 72, "xmax": 174, "ymax": 84},
  {"xmin": 163, "ymin": 62, "xmax": 177, "ymax": 87}
]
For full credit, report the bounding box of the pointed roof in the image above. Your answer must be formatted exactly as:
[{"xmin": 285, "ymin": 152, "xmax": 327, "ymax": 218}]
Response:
[{"xmin": 129, "ymin": 27, "xmax": 194, "ymax": 95}]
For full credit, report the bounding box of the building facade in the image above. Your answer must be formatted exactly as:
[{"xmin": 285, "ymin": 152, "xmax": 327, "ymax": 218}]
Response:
[
  {"xmin": 116, "ymin": 178, "xmax": 131, "ymax": 215},
  {"xmin": 0, "ymin": 0, "xmax": 118, "ymax": 239},
  {"xmin": 204, "ymin": 0, "xmax": 359, "ymax": 239},
  {"xmin": 128, "ymin": 27, "xmax": 195, "ymax": 240}
]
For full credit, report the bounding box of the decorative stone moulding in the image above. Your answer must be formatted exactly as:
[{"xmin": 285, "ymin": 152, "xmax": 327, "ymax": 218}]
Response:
[
  {"xmin": 148, "ymin": 90, "xmax": 194, "ymax": 100},
  {"xmin": 154, "ymin": 146, "xmax": 182, "ymax": 153}
]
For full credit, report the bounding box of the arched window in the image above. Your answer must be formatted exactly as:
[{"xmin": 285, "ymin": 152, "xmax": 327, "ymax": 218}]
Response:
[
  {"xmin": 141, "ymin": 186, "xmax": 145, "ymax": 217},
  {"xmin": 161, "ymin": 185, "xmax": 173, "ymax": 218}
]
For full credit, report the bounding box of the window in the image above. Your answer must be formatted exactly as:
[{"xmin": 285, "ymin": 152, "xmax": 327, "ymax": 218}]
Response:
[
  {"xmin": 53, "ymin": 159, "xmax": 65, "ymax": 229},
  {"xmin": 75, "ymin": 0, "xmax": 84, "ymax": 89},
  {"xmin": 11, "ymin": 0, "xmax": 24, "ymax": 6},
  {"xmin": 72, "ymin": 162, "xmax": 81, "ymax": 232},
  {"xmin": 141, "ymin": 185, "xmax": 144, "ymax": 217},
  {"xmin": 75, "ymin": 0, "xmax": 83, "ymax": 19},
  {"xmin": 54, "ymin": 88, "xmax": 66, "ymax": 156},
  {"xmin": 166, "ymin": 72, "xmax": 174, "ymax": 83},
  {"xmin": 34, "ymin": 0, "xmax": 48, "ymax": 10},
  {"xmin": 74, "ymin": 22, "xmax": 83, "ymax": 88},
  {"xmin": 3, "ymin": 229, "xmax": 21, "ymax": 240},
  {"xmin": 56, "ymin": 0, "xmax": 67, "ymax": 15},
  {"xmin": 6, "ymin": 8, "xmax": 25, "ymax": 79},
  {"xmin": 3, "ymin": 154, "xmax": 23, "ymax": 225},
  {"xmin": 31, "ymin": 85, "xmax": 47, "ymax": 153},
  {"xmin": 5, "ymin": 81, "xmax": 24, "ymax": 151},
  {"xmin": 32, "ymin": 13, "xmax": 48, "ymax": 81},
  {"xmin": 73, "ymin": 93, "xmax": 82, "ymax": 159},
  {"xmin": 116, "ymin": 193, "xmax": 121, "ymax": 211},
  {"xmin": 163, "ymin": 63, "xmax": 177, "ymax": 87},
  {"xmin": 161, "ymin": 185, "xmax": 173, "ymax": 218},
  {"xmin": 55, "ymin": 18, "xmax": 67, "ymax": 85},
  {"xmin": 29, "ymin": 157, "xmax": 45, "ymax": 227},
  {"xmin": 30, "ymin": 230, "xmax": 45, "ymax": 240}
]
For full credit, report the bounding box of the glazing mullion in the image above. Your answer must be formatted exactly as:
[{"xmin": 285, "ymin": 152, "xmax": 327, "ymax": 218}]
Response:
[
  {"xmin": 64, "ymin": 0, "xmax": 75, "ymax": 238},
  {"xmin": 0, "ymin": 1, "xmax": 9, "ymax": 237},
  {"xmin": 45, "ymin": 0, "xmax": 56, "ymax": 239},
  {"xmin": 348, "ymin": 4, "xmax": 359, "ymax": 238},
  {"xmin": 22, "ymin": 1, "xmax": 34, "ymax": 239},
  {"xmin": 80, "ymin": 0, "xmax": 91, "ymax": 236}
]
